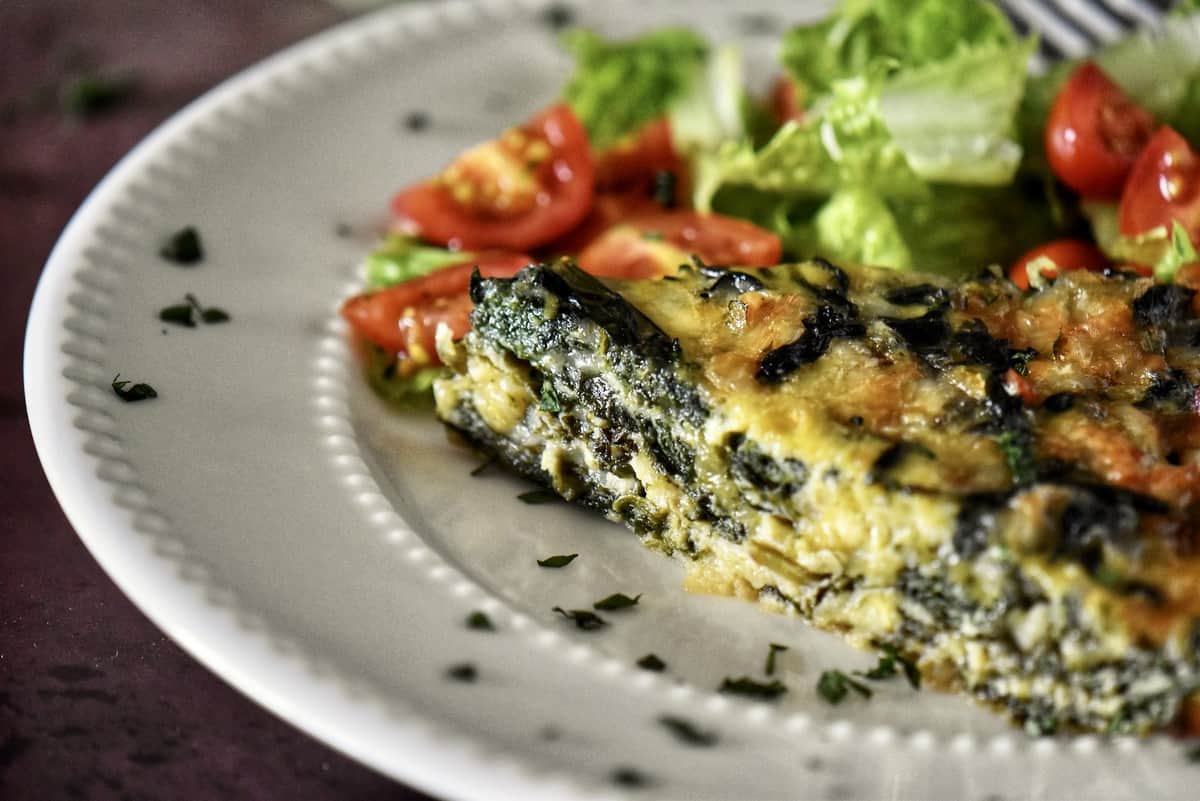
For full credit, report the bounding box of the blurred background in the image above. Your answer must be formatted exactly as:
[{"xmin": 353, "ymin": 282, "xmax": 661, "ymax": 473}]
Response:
[{"xmin": 2, "ymin": 2, "xmax": 437, "ymax": 800}]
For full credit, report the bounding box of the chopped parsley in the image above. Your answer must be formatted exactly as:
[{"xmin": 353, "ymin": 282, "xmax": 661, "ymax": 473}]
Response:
[
  {"xmin": 159, "ymin": 227, "xmax": 204, "ymax": 265},
  {"xmin": 592, "ymin": 592, "xmax": 641, "ymax": 611},
  {"xmin": 159, "ymin": 294, "xmax": 229, "ymax": 327},
  {"xmin": 517, "ymin": 489, "xmax": 560, "ymax": 504},
  {"xmin": 537, "ymin": 553, "xmax": 578, "ymax": 568},
  {"xmin": 111, "ymin": 374, "xmax": 157, "ymax": 402},
  {"xmin": 541, "ymin": 3, "xmax": 575, "ymax": 30},
  {"xmin": 158, "ymin": 303, "xmax": 195, "ymax": 327},
  {"xmin": 718, "ymin": 676, "xmax": 787, "ymax": 701},
  {"xmin": 465, "ymin": 611, "xmax": 494, "ymax": 631},
  {"xmin": 403, "ymin": 110, "xmax": 430, "ymax": 131},
  {"xmin": 657, "ymin": 715, "xmax": 718, "ymax": 747},
  {"xmin": 857, "ymin": 645, "xmax": 921, "ymax": 690},
  {"xmin": 816, "ymin": 670, "xmax": 872, "ymax": 705},
  {"xmin": 1186, "ymin": 745, "xmax": 1200, "ymax": 763},
  {"xmin": 765, "ymin": 643, "xmax": 788, "ymax": 676},
  {"xmin": 636, "ymin": 653, "xmax": 666, "ymax": 672},
  {"xmin": 445, "ymin": 662, "xmax": 477, "ymax": 683},
  {"xmin": 539, "ymin": 383, "xmax": 561, "ymax": 413},
  {"xmin": 552, "ymin": 607, "xmax": 607, "ymax": 630},
  {"xmin": 611, "ymin": 766, "xmax": 651, "ymax": 788}
]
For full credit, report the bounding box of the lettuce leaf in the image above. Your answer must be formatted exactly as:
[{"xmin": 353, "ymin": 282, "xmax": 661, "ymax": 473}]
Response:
[
  {"xmin": 667, "ymin": 44, "xmax": 745, "ymax": 157},
  {"xmin": 694, "ymin": 69, "xmax": 925, "ymax": 207},
  {"xmin": 780, "ymin": 0, "xmax": 1018, "ymax": 97},
  {"xmin": 560, "ymin": 28, "xmax": 708, "ymax": 149},
  {"xmin": 1155, "ymin": 221, "xmax": 1200, "ymax": 282},
  {"xmin": 709, "ymin": 178, "xmax": 1064, "ymax": 276},
  {"xmin": 366, "ymin": 235, "xmax": 468, "ymax": 290},
  {"xmin": 695, "ymin": 0, "xmax": 1039, "ymax": 275},
  {"xmin": 1086, "ymin": 203, "xmax": 1200, "ymax": 282},
  {"xmin": 813, "ymin": 187, "xmax": 913, "ymax": 269},
  {"xmin": 878, "ymin": 38, "xmax": 1035, "ymax": 184},
  {"xmin": 364, "ymin": 345, "xmax": 440, "ymax": 406}
]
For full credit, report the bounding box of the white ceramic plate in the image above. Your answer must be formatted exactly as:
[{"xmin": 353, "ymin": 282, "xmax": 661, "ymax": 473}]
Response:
[{"xmin": 25, "ymin": 1, "xmax": 1196, "ymax": 799}]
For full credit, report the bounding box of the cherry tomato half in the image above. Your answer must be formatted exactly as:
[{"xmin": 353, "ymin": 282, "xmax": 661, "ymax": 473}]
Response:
[
  {"xmin": 594, "ymin": 117, "xmax": 684, "ymax": 194},
  {"xmin": 1118, "ymin": 126, "xmax": 1200, "ymax": 246},
  {"xmin": 340, "ymin": 252, "xmax": 532, "ymax": 367},
  {"xmin": 543, "ymin": 191, "xmax": 662, "ymax": 255},
  {"xmin": 577, "ymin": 225, "xmax": 692, "ymax": 280},
  {"xmin": 1045, "ymin": 61, "xmax": 1155, "ymax": 200},
  {"xmin": 391, "ymin": 104, "xmax": 594, "ymax": 251},
  {"xmin": 1008, "ymin": 239, "xmax": 1110, "ymax": 290},
  {"xmin": 625, "ymin": 210, "xmax": 782, "ymax": 267},
  {"xmin": 577, "ymin": 210, "xmax": 782, "ymax": 278}
]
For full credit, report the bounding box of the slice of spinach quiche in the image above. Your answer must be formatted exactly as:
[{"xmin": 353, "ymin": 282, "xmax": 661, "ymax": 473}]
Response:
[{"xmin": 432, "ymin": 258, "xmax": 1200, "ymax": 734}]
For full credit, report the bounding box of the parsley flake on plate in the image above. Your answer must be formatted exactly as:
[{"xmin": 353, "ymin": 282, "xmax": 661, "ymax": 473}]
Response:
[
  {"xmin": 765, "ymin": 642, "xmax": 788, "ymax": 676},
  {"xmin": 552, "ymin": 607, "xmax": 607, "ymax": 630},
  {"xmin": 636, "ymin": 654, "xmax": 666, "ymax": 672},
  {"xmin": 611, "ymin": 767, "xmax": 652, "ymax": 788},
  {"xmin": 592, "ymin": 592, "xmax": 641, "ymax": 611},
  {"xmin": 857, "ymin": 644, "xmax": 921, "ymax": 689},
  {"xmin": 816, "ymin": 670, "xmax": 872, "ymax": 705},
  {"xmin": 718, "ymin": 676, "xmax": 787, "ymax": 701},
  {"xmin": 465, "ymin": 611, "xmax": 495, "ymax": 631},
  {"xmin": 445, "ymin": 662, "xmax": 477, "ymax": 683},
  {"xmin": 657, "ymin": 715, "xmax": 718, "ymax": 747},
  {"xmin": 159, "ymin": 226, "xmax": 204, "ymax": 265},
  {"xmin": 537, "ymin": 553, "xmax": 578, "ymax": 568},
  {"xmin": 111, "ymin": 374, "xmax": 157, "ymax": 402}
]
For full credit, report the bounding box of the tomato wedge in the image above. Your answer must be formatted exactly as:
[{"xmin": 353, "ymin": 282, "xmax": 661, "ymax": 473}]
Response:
[
  {"xmin": 341, "ymin": 252, "xmax": 531, "ymax": 368},
  {"xmin": 577, "ymin": 210, "xmax": 782, "ymax": 278},
  {"xmin": 1008, "ymin": 239, "xmax": 1111, "ymax": 290},
  {"xmin": 544, "ymin": 191, "xmax": 662, "ymax": 255},
  {"xmin": 1118, "ymin": 126, "xmax": 1200, "ymax": 245},
  {"xmin": 624, "ymin": 210, "xmax": 782, "ymax": 267},
  {"xmin": 391, "ymin": 104, "xmax": 594, "ymax": 251},
  {"xmin": 1045, "ymin": 62, "xmax": 1155, "ymax": 200},
  {"xmin": 594, "ymin": 117, "xmax": 683, "ymax": 194},
  {"xmin": 578, "ymin": 225, "xmax": 692, "ymax": 280}
]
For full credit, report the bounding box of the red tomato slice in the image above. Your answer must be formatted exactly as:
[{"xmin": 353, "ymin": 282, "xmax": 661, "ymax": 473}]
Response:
[
  {"xmin": 578, "ymin": 225, "xmax": 691, "ymax": 280},
  {"xmin": 577, "ymin": 210, "xmax": 782, "ymax": 278},
  {"xmin": 1008, "ymin": 239, "xmax": 1108, "ymax": 288},
  {"xmin": 391, "ymin": 104, "xmax": 594, "ymax": 251},
  {"xmin": 340, "ymin": 252, "xmax": 532, "ymax": 367},
  {"xmin": 768, "ymin": 74, "xmax": 804, "ymax": 125},
  {"xmin": 625, "ymin": 210, "xmax": 782, "ymax": 267},
  {"xmin": 543, "ymin": 191, "xmax": 662, "ymax": 255},
  {"xmin": 1118, "ymin": 126, "xmax": 1200, "ymax": 245},
  {"xmin": 594, "ymin": 117, "xmax": 683, "ymax": 194},
  {"xmin": 1045, "ymin": 61, "xmax": 1155, "ymax": 200},
  {"xmin": 1008, "ymin": 239, "xmax": 1110, "ymax": 290}
]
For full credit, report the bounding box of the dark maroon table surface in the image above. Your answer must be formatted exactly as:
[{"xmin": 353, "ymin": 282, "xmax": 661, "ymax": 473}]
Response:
[{"xmin": 2, "ymin": 3, "xmax": 437, "ymax": 799}]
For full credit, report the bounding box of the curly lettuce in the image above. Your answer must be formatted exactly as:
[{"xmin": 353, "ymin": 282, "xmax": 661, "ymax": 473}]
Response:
[{"xmin": 696, "ymin": 0, "xmax": 1045, "ymax": 275}]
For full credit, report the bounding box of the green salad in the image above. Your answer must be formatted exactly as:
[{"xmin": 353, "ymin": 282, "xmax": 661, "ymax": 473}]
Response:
[{"xmin": 350, "ymin": 0, "xmax": 1200, "ymax": 399}]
